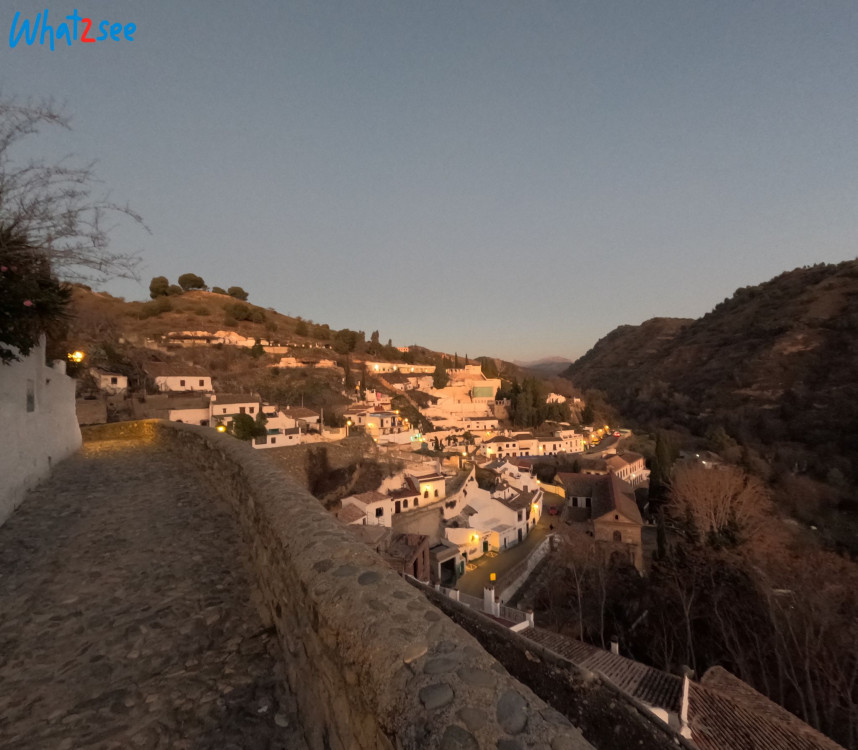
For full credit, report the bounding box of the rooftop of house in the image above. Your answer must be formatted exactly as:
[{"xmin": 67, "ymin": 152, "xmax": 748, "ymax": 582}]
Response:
[
  {"xmin": 280, "ymin": 407, "xmax": 320, "ymax": 419},
  {"xmin": 143, "ymin": 362, "xmax": 212, "ymax": 378},
  {"xmin": 689, "ymin": 666, "xmax": 845, "ymax": 750},
  {"xmin": 555, "ymin": 472, "xmax": 601, "ymax": 497},
  {"xmin": 336, "ymin": 504, "xmax": 367, "ymax": 524},
  {"xmin": 387, "ymin": 479, "xmax": 420, "ymax": 500},
  {"xmin": 385, "ymin": 533, "xmax": 429, "ymax": 563},
  {"xmin": 90, "ymin": 367, "xmax": 125, "ymax": 378},
  {"xmin": 499, "ymin": 489, "xmax": 538, "ymax": 512},
  {"xmin": 344, "ymin": 490, "xmax": 386, "ymax": 506},
  {"xmin": 411, "ymin": 472, "xmax": 446, "ymax": 483},
  {"xmin": 522, "ymin": 627, "xmax": 683, "ymax": 714},
  {"xmin": 592, "ymin": 475, "xmax": 643, "ymax": 525},
  {"xmin": 212, "ymin": 393, "xmax": 261, "ymax": 405}
]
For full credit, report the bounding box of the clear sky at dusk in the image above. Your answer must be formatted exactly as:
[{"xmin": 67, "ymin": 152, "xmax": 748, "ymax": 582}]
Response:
[{"xmin": 3, "ymin": 1, "xmax": 857, "ymax": 361}]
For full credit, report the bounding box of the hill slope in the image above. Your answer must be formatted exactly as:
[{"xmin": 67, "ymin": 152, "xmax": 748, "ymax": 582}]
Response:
[{"xmin": 564, "ymin": 260, "xmax": 858, "ymax": 488}]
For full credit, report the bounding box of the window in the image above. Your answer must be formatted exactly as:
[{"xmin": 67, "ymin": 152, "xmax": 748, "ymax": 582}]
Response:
[
  {"xmin": 434, "ymin": 489, "xmax": 439, "ymax": 497},
  {"xmin": 375, "ymin": 507, "xmax": 383, "ymax": 517},
  {"xmin": 180, "ymin": 379, "xmax": 186, "ymax": 387},
  {"xmin": 110, "ymin": 377, "xmax": 118, "ymax": 385},
  {"xmin": 424, "ymin": 490, "xmax": 429, "ymax": 499},
  {"xmin": 414, "ymin": 497, "xmax": 418, "ymax": 506},
  {"xmin": 518, "ymin": 510, "xmax": 523, "ymax": 522},
  {"xmin": 240, "ymin": 407, "xmax": 246, "ymax": 414},
  {"xmin": 271, "ymin": 438, "xmax": 276, "ymax": 444},
  {"xmin": 199, "ymin": 379, "xmax": 204, "ymax": 387},
  {"xmin": 403, "ymin": 499, "xmax": 408, "ymax": 509},
  {"xmin": 249, "ymin": 407, "xmax": 255, "ymax": 414},
  {"xmin": 613, "ymin": 531, "xmax": 622, "ymax": 543}
]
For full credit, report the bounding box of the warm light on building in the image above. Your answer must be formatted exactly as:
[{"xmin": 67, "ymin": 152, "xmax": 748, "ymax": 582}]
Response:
[
  {"xmin": 217, "ymin": 425, "xmax": 226, "ymax": 433},
  {"xmin": 68, "ymin": 350, "xmax": 85, "ymax": 363}
]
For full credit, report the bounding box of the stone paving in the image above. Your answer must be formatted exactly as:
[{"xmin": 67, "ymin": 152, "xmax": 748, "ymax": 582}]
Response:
[{"xmin": 0, "ymin": 438, "xmax": 307, "ymax": 750}]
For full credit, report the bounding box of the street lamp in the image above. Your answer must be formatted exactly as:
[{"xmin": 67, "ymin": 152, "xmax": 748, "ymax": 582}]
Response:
[{"xmin": 346, "ymin": 419, "xmax": 352, "ymax": 437}]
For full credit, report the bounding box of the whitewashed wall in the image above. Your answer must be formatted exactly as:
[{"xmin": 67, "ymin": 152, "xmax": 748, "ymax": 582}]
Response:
[{"xmin": 0, "ymin": 337, "xmax": 81, "ymax": 526}]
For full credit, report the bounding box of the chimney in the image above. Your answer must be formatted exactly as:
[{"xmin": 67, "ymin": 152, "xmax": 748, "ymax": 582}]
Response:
[{"xmin": 610, "ymin": 636, "xmax": 619, "ymax": 655}]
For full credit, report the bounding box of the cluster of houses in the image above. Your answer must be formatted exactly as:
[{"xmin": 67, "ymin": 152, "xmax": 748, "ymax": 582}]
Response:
[
  {"xmin": 337, "ymin": 459, "xmax": 546, "ymax": 583},
  {"xmin": 87, "ymin": 362, "xmax": 326, "ymax": 449}
]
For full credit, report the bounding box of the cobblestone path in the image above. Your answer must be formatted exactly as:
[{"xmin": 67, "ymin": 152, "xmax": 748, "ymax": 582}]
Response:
[{"xmin": 0, "ymin": 439, "xmax": 307, "ymax": 750}]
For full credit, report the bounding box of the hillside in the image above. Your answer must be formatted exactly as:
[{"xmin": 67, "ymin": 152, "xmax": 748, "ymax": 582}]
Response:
[
  {"xmin": 564, "ymin": 260, "xmax": 858, "ymax": 507},
  {"xmin": 61, "ymin": 287, "xmax": 554, "ymax": 422}
]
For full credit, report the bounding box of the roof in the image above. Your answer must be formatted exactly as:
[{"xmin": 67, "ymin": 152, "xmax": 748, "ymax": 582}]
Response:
[
  {"xmin": 90, "ymin": 368, "xmax": 125, "ymax": 378},
  {"xmin": 429, "ymin": 541, "xmax": 460, "ymax": 562},
  {"xmin": 344, "ymin": 490, "xmax": 386, "ymax": 506},
  {"xmin": 143, "ymin": 362, "xmax": 212, "ymax": 377},
  {"xmin": 499, "ymin": 489, "xmax": 537, "ymax": 512},
  {"xmin": 388, "ymin": 481, "xmax": 420, "ymax": 500},
  {"xmin": 336, "ymin": 505, "xmax": 367, "ymax": 524},
  {"xmin": 281, "ymin": 406, "xmax": 320, "ymax": 419},
  {"xmin": 386, "ymin": 533, "xmax": 429, "ymax": 562},
  {"xmin": 411, "ymin": 473, "xmax": 445, "ymax": 482},
  {"xmin": 522, "ymin": 627, "xmax": 683, "ymax": 714},
  {"xmin": 592, "ymin": 474, "xmax": 643, "ymax": 525},
  {"xmin": 618, "ymin": 451, "xmax": 644, "ymax": 464},
  {"xmin": 689, "ymin": 667, "xmax": 845, "ymax": 750},
  {"xmin": 212, "ymin": 393, "xmax": 261, "ymax": 405},
  {"xmin": 555, "ymin": 473, "xmax": 601, "ymax": 497}
]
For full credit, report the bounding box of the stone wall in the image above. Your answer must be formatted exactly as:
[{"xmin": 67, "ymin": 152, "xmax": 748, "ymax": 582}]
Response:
[
  {"xmin": 419, "ymin": 586, "xmax": 693, "ymax": 750},
  {"xmin": 0, "ymin": 338, "xmax": 81, "ymax": 527},
  {"xmin": 83, "ymin": 420, "xmax": 594, "ymax": 750}
]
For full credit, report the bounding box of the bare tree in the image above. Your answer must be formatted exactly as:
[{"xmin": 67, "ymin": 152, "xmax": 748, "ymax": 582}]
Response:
[
  {"xmin": 668, "ymin": 463, "xmax": 768, "ymax": 545},
  {"xmin": 0, "ymin": 96, "xmax": 146, "ymax": 284}
]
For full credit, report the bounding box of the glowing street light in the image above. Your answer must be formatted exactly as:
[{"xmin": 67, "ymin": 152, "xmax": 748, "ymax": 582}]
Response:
[{"xmin": 68, "ymin": 350, "xmax": 85, "ymax": 363}]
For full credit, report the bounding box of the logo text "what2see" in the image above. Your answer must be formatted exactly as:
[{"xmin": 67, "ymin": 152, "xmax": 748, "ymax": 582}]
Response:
[{"xmin": 10, "ymin": 9, "xmax": 136, "ymax": 50}]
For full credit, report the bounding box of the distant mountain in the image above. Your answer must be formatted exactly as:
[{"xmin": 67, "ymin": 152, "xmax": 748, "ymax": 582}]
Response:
[
  {"xmin": 564, "ymin": 260, "xmax": 858, "ymax": 493},
  {"xmin": 516, "ymin": 356, "xmax": 574, "ymax": 376}
]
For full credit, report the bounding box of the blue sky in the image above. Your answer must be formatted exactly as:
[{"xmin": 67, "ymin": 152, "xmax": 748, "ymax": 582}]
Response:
[{"xmin": 4, "ymin": 1, "xmax": 857, "ymax": 361}]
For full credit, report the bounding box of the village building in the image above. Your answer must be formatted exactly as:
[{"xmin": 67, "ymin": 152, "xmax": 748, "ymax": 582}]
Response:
[
  {"xmin": 209, "ymin": 393, "xmax": 262, "ymax": 429},
  {"xmin": 576, "ymin": 451, "xmax": 649, "ymax": 488},
  {"xmin": 89, "ymin": 368, "xmax": 128, "ymax": 396},
  {"xmin": 143, "ymin": 362, "xmax": 213, "ymax": 393},
  {"xmin": 555, "ymin": 472, "xmax": 644, "ymax": 571}
]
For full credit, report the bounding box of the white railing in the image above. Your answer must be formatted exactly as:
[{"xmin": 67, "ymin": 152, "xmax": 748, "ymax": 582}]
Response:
[
  {"xmin": 405, "ymin": 575, "xmax": 533, "ymax": 630},
  {"xmin": 498, "ymin": 603, "xmax": 528, "ymax": 625}
]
